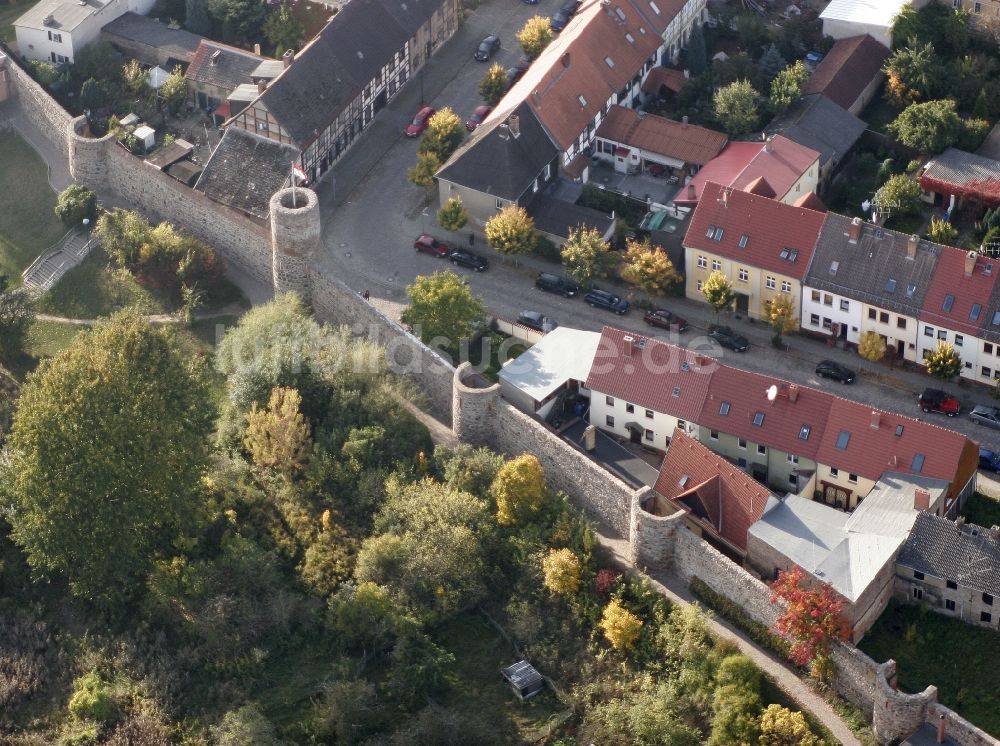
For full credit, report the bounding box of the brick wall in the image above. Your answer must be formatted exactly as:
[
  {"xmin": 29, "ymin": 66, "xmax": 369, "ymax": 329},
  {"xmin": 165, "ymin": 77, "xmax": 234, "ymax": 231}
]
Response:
[{"xmin": 0, "ymin": 48, "xmax": 72, "ymax": 160}]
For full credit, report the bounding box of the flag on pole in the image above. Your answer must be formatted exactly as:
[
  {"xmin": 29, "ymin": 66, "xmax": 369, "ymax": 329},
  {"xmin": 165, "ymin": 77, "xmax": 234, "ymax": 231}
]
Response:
[{"xmin": 292, "ymin": 162, "xmax": 308, "ymax": 185}]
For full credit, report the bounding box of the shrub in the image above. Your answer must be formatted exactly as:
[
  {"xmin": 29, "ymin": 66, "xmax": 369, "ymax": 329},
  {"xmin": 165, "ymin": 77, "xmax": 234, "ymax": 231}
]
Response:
[
  {"xmin": 542, "ymin": 547, "xmax": 582, "ymax": 596},
  {"xmin": 68, "ymin": 671, "xmax": 118, "ymax": 723},
  {"xmin": 55, "ymin": 185, "xmax": 99, "ymax": 228},
  {"xmin": 600, "ymin": 598, "xmax": 643, "ymax": 651},
  {"xmin": 689, "ymin": 577, "xmax": 791, "ymax": 658}
]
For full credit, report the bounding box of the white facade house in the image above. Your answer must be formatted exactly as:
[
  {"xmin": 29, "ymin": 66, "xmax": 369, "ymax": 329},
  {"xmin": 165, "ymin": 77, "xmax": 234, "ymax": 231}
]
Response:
[
  {"xmin": 916, "ymin": 321, "xmax": 980, "ymax": 380},
  {"xmin": 801, "ymin": 287, "xmax": 863, "ymax": 345},
  {"xmin": 15, "ymin": 0, "xmax": 156, "ymax": 64}
]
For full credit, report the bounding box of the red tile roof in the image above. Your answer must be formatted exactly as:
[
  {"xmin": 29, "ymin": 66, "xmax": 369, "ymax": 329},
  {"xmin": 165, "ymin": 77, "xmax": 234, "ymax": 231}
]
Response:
[
  {"xmin": 919, "ymin": 245, "xmax": 1000, "ymax": 336},
  {"xmin": 802, "ymin": 34, "xmax": 889, "ymax": 111},
  {"xmin": 596, "ymin": 106, "xmax": 728, "ymax": 166},
  {"xmin": 588, "ymin": 326, "xmax": 975, "ymax": 489},
  {"xmin": 655, "ymin": 428, "xmax": 772, "ymax": 553},
  {"xmin": 676, "ymin": 136, "xmax": 820, "ymax": 205},
  {"xmin": 185, "ymin": 39, "xmax": 267, "ymax": 91},
  {"xmin": 642, "ymin": 66, "xmax": 689, "ymax": 94},
  {"xmin": 684, "ymin": 181, "xmax": 826, "ymax": 280},
  {"xmin": 793, "ymin": 191, "xmax": 827, "ymax": 212},
  {"xmin": 744, "ymin": 176, "xmax": 776, "ymax": 197},
  {"xmin": 585, "ymin": 326, "xmax": 716, "ymax": 423}
]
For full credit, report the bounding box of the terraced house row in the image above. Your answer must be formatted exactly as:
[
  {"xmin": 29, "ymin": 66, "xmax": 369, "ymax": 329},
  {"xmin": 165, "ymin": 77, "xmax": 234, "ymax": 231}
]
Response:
[{"xmin": 684, "ymin": 181, "xmax": 1000, "ymax": 387}]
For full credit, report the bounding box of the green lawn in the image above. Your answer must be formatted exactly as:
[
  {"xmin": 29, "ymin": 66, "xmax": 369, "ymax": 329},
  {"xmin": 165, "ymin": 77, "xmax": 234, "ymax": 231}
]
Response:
[
  {"xmin": 36, "ymin": 249, "xmax": 166, "ymax": 319},
  {"xmin": 859, "ymin": 600, "xmax": 1000, "ymax": 737},
  {"xmin": 962, "ymin": 492, "xmax": 1000, "ymax": 530},
  {"xmin": 0, "ymin": 0, "xmax": 39, "ymax": 41},
  {"xmin": 0, "ymin": 129, "xmax": 67, "ymax": 283}
]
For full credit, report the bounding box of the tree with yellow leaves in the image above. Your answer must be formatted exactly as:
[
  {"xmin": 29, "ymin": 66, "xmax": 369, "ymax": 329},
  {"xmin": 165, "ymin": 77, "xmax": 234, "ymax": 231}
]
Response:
[
  {"xmin": 620, "ymin": 237, "xmax": 682, "ymax": 296},
  {"xmin": 541, "ymin": 548, "xmax": 581, "ymax": 595},
  {"xmin": 244, "ymin": 386, "xmax": 312, "ymax": 476},
  {"xmin": 600, "ymin": 598, "xmax": 643, "ymax": 651},
  {"xmin": 858, "ymin": 331, "xmax": 886, "ymax": 363},
  {"xmin": 766, "ymin": 294, "xmax": 796, "ymax": 346},
  {"xmin": 490, "ymin": 453, "xmax": 546, "ymax": 525},
  {"xmin": 758, "ymin": 704, "xmax": 822, "ymax": 746}
]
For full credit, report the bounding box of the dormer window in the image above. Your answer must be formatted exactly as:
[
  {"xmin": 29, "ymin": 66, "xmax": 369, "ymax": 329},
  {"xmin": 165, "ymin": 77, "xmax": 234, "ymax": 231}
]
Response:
[{"xmin": 885, "ymin": 278, "xmax": 897, "ymax": 293}]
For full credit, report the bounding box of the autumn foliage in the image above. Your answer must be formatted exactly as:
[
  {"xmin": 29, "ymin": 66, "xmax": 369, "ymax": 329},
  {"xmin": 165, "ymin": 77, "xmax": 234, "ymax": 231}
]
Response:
[{"xmin": 769, "ymin": 566, "xmax": 851, "ymax": 667}]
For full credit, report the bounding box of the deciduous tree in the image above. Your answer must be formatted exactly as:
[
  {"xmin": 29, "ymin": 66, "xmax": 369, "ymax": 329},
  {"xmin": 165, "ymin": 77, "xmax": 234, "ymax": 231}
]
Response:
[
  {"xmin": 769, "ymin": 61, "xmax": 808, "ymax": 113},
  {"xmin": 479, "ymin": 63, "xmax": 507, "ymax": 106},
  {"xmin": 888, "ymin": 99, "xmax": 964, "ymax": 153},
  {"xmin": 207, "ymin": 0, "xmax": 267, "ymax": 44},
  {"xmin": 858, "ymin": 331, "xmax": 886, "ymax": 362},
  {"xmin": 437, "ymin": 196, "xmax": 468, "ymax": 231},
  {"xmin": 159, "ymin": 66, "xmax": 188, "ymax": 114},
  {"xmin": 713, "ymin": 80, "xmax": 759, "ymax": 136},
  {"xmin": 926, "ymin": 217, "xmax": 958, "ymax": 244},
  {"xmin": 560, "ymin": 225, "xmax": 615, "ymax": 287},
  {"xmin": 766, "ymin": 294, "xmax": 796, "ymax": 345},
  {"xmin": 420, "ymin": 107, "xmax": 465, "ymax": 163},
  {"xmin": 770, "ymin": 566, "xmax": 851, "ymax": 668},
  {"xmin": 408, "ymin": 150, "xmax": 441, "ymax": 186},
  {"xmin": 758, "ymin": 704, "xmax": 821, "ymax": 746},
  {"xmin": 244, "ymin": 386, "xmax": 312, "ymax": 476},
  {"xmin": 121, "ymin": 59, "xmax": 148, "ymax": 97},
  {"xmin": 884, "ymin": 42, "xmax": 942, "ymax": 107},
  {"xmin": 701, "ymin": 270, "xmax": 735, "ymax": 319},
  {"xmin": 400, "ymin": 271, "xmax": 486, "ymax": 348},
  {"xmin": 54, "ymin": 184, "xmax": 98, "ymax": 228},
  {"xmin": 491, "ymin": 453, "xmax": 546, "ymax": 526},
  {"xmin": 263, "ymin": 4, "xmax": 304, "ymax": 57},
  {"xmin": 620, "ymin": 238, "xmax": 682, "ymax": 296},
  {"xmin": 0, "ymin": 288, "xmax": 33, "ymax": 360},
  {"xmin": 4, "ymin": 312, "xmax": 212, "ymax": 609},
  {"xmin": 212, "ymin": 705, "xmax": 279, "ymax": 746},
  {"xmin": 517, "ymin": 16, "xmax": 553, "ymax": 60},
  {"xmin": 925, "ymin": 341, "xmax": 962, "ymax": 381},
  {"xmin": 485, "ymin": 204, "xmax": 537, "ymax": 255},
  {"xmin": 600, "ymin": 599, "xmax": 643, "ymax": 652},
  {"xmin": 873, "ymin": 173, "xmax": 922, "ymax": 216},
  {"xmin": 185, "ymin": 0, "xmax": 211, "ymax": 35},
  {"xmin": 541, "ymin": 547, "xmax": 581, "ymax": 596}
]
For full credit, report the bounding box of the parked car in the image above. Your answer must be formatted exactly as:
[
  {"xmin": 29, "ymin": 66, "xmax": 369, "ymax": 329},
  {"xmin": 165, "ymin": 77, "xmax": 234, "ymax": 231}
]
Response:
[
  {"xmin": 413, "ymin": 233, "xmax": 450, "ymax": 257},
  {"xmin": 535, "ymin": 272, "xmax": 579, "ymax": 297},
  {"xmin": 980, "ymin": 448, "xmax": 1000, "ymax": 472},
  {"xmin": 404, "ymin": 106, "xmax": 435, "ymax": 137},
  {"xmin": 517, "ymin": 311, "xmax": 557, "ymax": 332},
  {"xmin": 474, "ymin": 35, "xmax": 501, "ymax": 62},
  {"xmin": 584, "ymin": 288, "xmax": 629, "ymax": 315},
  {"xmin": 449, "ymin": 249, "xmax": 489, "ymax": 271},
  {"xmin": 550, "ymin": 0, "xmax": 582, "ymax": 31},
  {"xmin": 918, "ymin": 388, "xmax": 960, "ymax": 416},
  {"xmin": 970, "ymin": 404, "xmax": 1000, "ymax": 430},
  {"xmin": 815, "ymin": 359, "xmax": 856, "ymax": 384},
  {"xmin": 709, "ymin": 326, "xmax": 749, "ymax": 352},
  {"xmin": 465, "ymin": 105, "xmax": 492, "ymax": 131},
  {"xmin": 514, "ymin": 55, "xmax": 532, "ymax": 75},
  {"xmin": 505, "ymin": 66, "xmax": 524, "ymax": 89},
  {"xmin": 643, "ymin": 308, "xmax": 688, "ymax": 332}
]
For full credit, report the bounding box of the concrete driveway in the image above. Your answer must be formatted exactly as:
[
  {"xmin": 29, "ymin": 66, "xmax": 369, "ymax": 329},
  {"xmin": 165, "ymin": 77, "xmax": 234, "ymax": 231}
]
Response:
[{"xmin": 311, "ymin": 0, "xmax": 1000, "ymax": 459}]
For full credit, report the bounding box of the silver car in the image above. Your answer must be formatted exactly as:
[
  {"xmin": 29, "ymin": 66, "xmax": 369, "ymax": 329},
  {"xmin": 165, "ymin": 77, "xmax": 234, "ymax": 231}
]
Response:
[{"xmin": 970, "ymin": 404, "xmax": 1000, "ymax": 430}]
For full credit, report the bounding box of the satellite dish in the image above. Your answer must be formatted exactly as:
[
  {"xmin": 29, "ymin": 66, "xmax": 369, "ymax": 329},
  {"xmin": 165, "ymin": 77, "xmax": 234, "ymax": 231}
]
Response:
[{"xmin": 766, "ymin": 385, "xmax": 778, "ymax": 402}]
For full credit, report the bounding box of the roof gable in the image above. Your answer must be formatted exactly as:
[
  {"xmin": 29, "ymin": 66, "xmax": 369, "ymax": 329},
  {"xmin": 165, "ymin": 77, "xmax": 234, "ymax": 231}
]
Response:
[
  {"xmin": 684, "ymin": 181, "xmax": 825, "ymax": 279},
  {"xmin": 596, "ymin": 105, "xmax": 727, "ymax": 166},
  {"xmin": 898, "ymin": 512, "xmax": 1000, "ymax": 597},
  {"xmin": 802, "ymin": 34, "xmax": 889, "ymax": 111},
  {"xmin": 920, "ymin": 244, "xmax": 1000, "ymax": 336},
  {"xmin": 766, "ymin": 94, "xmax": 865, "ymax": 167}
]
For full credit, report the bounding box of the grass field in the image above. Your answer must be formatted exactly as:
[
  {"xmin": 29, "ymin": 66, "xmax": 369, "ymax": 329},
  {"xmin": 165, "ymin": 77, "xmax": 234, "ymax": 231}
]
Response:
[
  {"xmin": 962, "ymin": 492, "xmax": 1000, "ymax": 529},
  {"xmin": 36, "ymin": 250, "xmax": 166, "ymax": 319},
  {"xmin": 0, "ymin": 129, "xmax": 66, "ymax": 283},
  {"xmin": 0, "ymin": 0, "xmax": 39, "ymax": 42},
  {"xmin": 860, "ymin": 600, "xmax": 1000, "ymax": 737}
]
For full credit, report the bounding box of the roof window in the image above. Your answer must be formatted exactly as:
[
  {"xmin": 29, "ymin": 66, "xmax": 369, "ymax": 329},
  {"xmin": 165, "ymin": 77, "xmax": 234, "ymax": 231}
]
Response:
[
  {"xmin": 830, "ymin": 260, "xmax": 839, "ymax": 275},
  {"xmin": 720, "ymin": 401, "xmax": 731, "ymax": 415},
  {"xmin": 649, "ymin": 0, "xmax": 661, "ymax": 13},
  {"xmin": 985, "ymin": 264, "xmax": 993, "ymax": 276},
  {"xmin": 614, "ymin": 6, "xmax": 626, "ymax": 21},
  {"xmin": 604, "ymin": 56, "xmax": 615, "ymax": 68},
  {"xmin": 678, "ymin": 475, "xmax": 689, "ymax": 488},
  {"xmin": 836, "ymin": 430, "xmax": 851, "ymax": 450},
  {"xmin": 625, "ymin": 32, "xmax": 635, "ymax": 44},
  {"xmin": 752, "ymin": 412, "xmax": 765, "ymax": 427},
  {"xmin": 969, "ymin": 303, "xmax": 981, "ymax": 321},
  {"xmin": 578, "ymin": 95, "xmax": 587, "ymax": 107},
  {"xmin": 799, "ymin": 425, "xmax": 811, "ymax": 441},
  {"xmin": 943, "ymin": 294, "xmax": 955, "ymax": 312},
  {"xmin": 739, "ymin": 234, "xmax": 749, "ymax": 248},
  {"xmin": 912, "ymin": 453, "xmax": 925, "ymax": 473},
  {"xmin": 906, "ymin": 284, "xmax": 917, "ymax": 298},
  {"xmin": 672, "ymin": 386, "xmax": 681, "ymax": 398},
  {"xmin": 779, "ymin": 248, "xmax": 798, "ymax": 262},
  {"xmin": 885, "ymin": 278, "xmax": 897, "ymax": 293},
  {"xmin": 993, "ymin": 309, "xmax": 1000, "ymax": 326},
  {"xmin": 895, "ymin": 424, "xmax": 904, "ymax": 437}
]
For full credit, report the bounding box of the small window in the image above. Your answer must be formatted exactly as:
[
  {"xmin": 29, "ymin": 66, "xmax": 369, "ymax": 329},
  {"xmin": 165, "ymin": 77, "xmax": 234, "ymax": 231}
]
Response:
[
  {"xmin": 885, "ymin": 278, "xmax": 897, "ymax": 293},
  {"xmin": 606, "ymin": 415, "xmax": 615, "ymax": 427},
  {"xmin": 986, "ymin": 343, "xmax": 994, "ymax": 355},
  {"xmin": 947, "ymin": 580, "xmax": 958, "ymax": 589},
  {"xmin": 710, "ymin": 430, "xmax": 719, "ymax": 440},
  {"xmin": 799, "ymin": 425, "xmax": 811, "ymax": 440},
  {"xmin": 496, "ymin": 198, "xmax": 504, "ymax": 209},
  {"xmin": 646, "ymin": 409, "xmax": 655, "ymax": 418},
  {"xmin": 781, "ymin": 281, "xmax": 792, "ymax": 293},
  {"xmin": 712, "ymin": 259, "xmax": 722, "ymax": 271},
  {"xmin": 752, "ymin": 412, "xmax": 765, "ymax": 427},
  {"xmin": 822, "ymin": 294, "xmax": 832, "ymax": 306},
  {"xmin": 738, "ymin": 438, "xmax": 747, "ymax": 449},
  {"xmin": 697, "ymin": 255, "xmax": 708, "ymax": 268},
  {"xmin": 913, "ymin": 587, "xmax": 924, "ymax": 600},
  {"xmin": 912, "ymin": 453, "xmax": 925, "ymax": 472},
  {"xmin": 848, "ymin": 473, "xmax": 858, "ymax": 484},
  {"xmin": 985, "ymin": 366, "xmax": 993, "ymax": 378},
  {"xmin": 914, "ymin": 570, "xmax": 925, "ymax": 580},
  {"xmin": 757, "ymin": 444, "xmax": 766, "ymax": 455},
  {"xmin": 787, "ymin": 454, "xmax": 799, "ymax": 464},
  {"xmin": 738, "ymin": 268, "xmax": 749, "ymax": 282},
  {"xmin": 720, "ymin": 401, "xmax": 731, "ymax": 415},
  {"xmin": 625, "ymin": 403, "xmax": 634, "ymax": 413},
  {"xmin": 811, "ymin": 290, "xmax": 821, "ymax": 302},
  {"xmin": 984, "ymin": 593, "xmax": 994, "ymax": 606},
  {"xmin": 955, "ymin": 334, "xmax": 964, "ymax": 347},
  {"xmin": 897, "ymin": 317, "xmax": 906, "ymax": 330},
  {"xmin": 810, "ymin": 313, "xmax": 820, "ymax": 325},
  {"xmin": 945, "ymin": 599, "xmax": 956, "ymax": 611},
  {"xmin": 836, "ymin": 430, "xmax": 850, "ymax": 449},
  {"xmin": 868, "ymin": 308, "xmax": 877, "ymax": 320},
  {"xmin": 938, "ymin": 329, "xmax": 947, "ymax": 340},
  {"xmin": 840, "ymin": 299, "xmax": 849, "ymax": 311},
  {"xmin": 924, "ymin": 326, "xmax": 934, "ymax": 338},
  {"xmin": 879, "ymin": 311, "xmax": 889, "ymax": 324},
  {"xmin": 766, "ymin": 276, "xmax": 776, "ymax": 289},
  {"xmin": 739, "ymin": 234, "xmax": 749, "ymax": 248},
  {"xmin": 830, "ymin": 467, "xmax": 839, "ymax": 477},
  {"xmin": 644, "ymin": 429, "xmax": 653, "ymax": 441},
  {"xmin": 982, "ymin": 611, "xmax": 993, "ymax": 623},
  {"xmin": 606, "ymin": 396, "xmax": 615, "ymax": 406}
]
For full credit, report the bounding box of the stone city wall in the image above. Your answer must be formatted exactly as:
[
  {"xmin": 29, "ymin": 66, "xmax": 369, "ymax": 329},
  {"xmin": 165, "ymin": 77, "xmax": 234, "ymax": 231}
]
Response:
[{"xmin": 0, "ymin": 47, "xmax": 72, "ymax": 160}]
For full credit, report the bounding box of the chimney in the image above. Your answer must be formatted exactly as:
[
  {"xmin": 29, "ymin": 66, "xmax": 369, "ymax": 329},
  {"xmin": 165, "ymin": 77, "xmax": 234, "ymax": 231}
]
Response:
[
  {"xmin": 498, "ymin": 123, "xmax": 510, "ymax": 140},
  {"xmin": 764, "ymin": 136, "xmax": 774, "ymax": 154},
  {"xmin": 257, "ymin": 79, "xmax": 267, "ymax": 94},
  {"xmin": 965, "ymin": 250, "xmax": 978, "ymax": 277},
  {"xmin": 937, "ymin": 713, "xmax": 946, "ymax": 744},
  {"xmin": 686, "ymin": 183, "xmax": 696, "ymax": 201},
  {"xmin": 508, "ymin": 114, "xmax": 520, "ymax": 138},
  {"xmin": 914, "ymin": 488, "xmax": 931, "ymax": 511},
  {"xmin": 561, "ymin": 52, "xmax": 571, "ymax": 68},
  {"xmin": 957, "ymin": 515, "xmax": 967, "ymax": 529},
  {"xmin": 720, "ymin": 187, "xmax": 729, "ymax": 207},
  {"xmin": 870, "ymin": 410, "xmax": 880, "ymax": 430},
  {"xmin": 623, "ymin": 335, "xmax": 635, "ymax": 356},
  {"xmin": 210, "ymin": 50, "xmax": 221, "ymax": 65},
  {"xmin": 253, "ymin": 42, "xmax": 261, "ymax": 55},
  {"xmin": 283, "ymin": 49, "xmax": 294, "ymax": 68},
  {"xmin": 788, "ymin": 384, "xmax": 799, "ymax": 402},
  {"xmin": 682, "ymin": 115, "xmax": 689, "ymax": 127},
  {"xmin": 683, "ymin": 68, "xmax": 690, "ymax": 79},
  {"xmin": 907, "ymin": 234, "xmax": 919, "ymax": 259},
  {"xmin": 848, "ymin": 216, "xmax": 862, "ymax": 243}
]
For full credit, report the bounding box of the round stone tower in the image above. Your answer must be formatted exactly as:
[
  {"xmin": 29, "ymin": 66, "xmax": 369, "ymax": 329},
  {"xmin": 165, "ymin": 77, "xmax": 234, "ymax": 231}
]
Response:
[
  {"xmin": 873, "ymin": 660, "xmax": 937, "ymax": 744},
  {"xmin": 269, "ymin": 186, "xmax": 320, "ymax": 303},
  {"xmin": 68, "ymin": 115, "xmax": 115, "ymax": 191},
  {"xmin": 452, "ymin": 361, "xmax": 500, "ymax": 446}
]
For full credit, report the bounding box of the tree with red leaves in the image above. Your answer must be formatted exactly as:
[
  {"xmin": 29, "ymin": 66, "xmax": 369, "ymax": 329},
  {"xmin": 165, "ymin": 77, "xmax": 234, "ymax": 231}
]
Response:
[{"xmin": 769, "ymin": 566, "xmax": 852, "ymax": 672}]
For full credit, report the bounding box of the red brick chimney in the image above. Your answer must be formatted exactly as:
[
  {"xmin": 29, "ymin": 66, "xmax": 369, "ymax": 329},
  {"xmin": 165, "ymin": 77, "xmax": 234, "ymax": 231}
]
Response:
[
  {"xmin": 283, "ymin": 49, "xmax": 294, "ymax": 68},
  {"xmin": 257, "ymin": 79, "xmax": 267, "ymax": 94},
  {"xmin": 623, "ymin": 335, "xmax": 634, "ymax": 356},
  {"xmin": 687, "ymin": 183, "xmax": 696, "ymax": 200},
  {"xmin": 907, "ymin": 234, "xmax": 919, "ymax": 259},
  {"xmin": 937, "ymin": 713, "xmax": 946, "ymax": 743},
  {"xmin": 870, "ymin": 411, "xmax": 880, "ymax": 430},
  {"xmin": 914, "ymin": 488, "xmax": 931, "ymax": 511},
  {"xmin": 848, "ymin": 217, "xmax": 862, "ymax": 243},
  {"xmin": 965, "ymin": 250, "xmax": 978, "ymax": 277},
  {"xmin": 788, "ymin": 384, "xmax": 799, "ymax": 402}
]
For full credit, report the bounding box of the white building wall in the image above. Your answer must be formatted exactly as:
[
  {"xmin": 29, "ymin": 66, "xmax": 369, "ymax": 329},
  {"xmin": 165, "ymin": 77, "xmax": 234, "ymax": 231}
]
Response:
[
  {"xmin": 917, "ymin": 323, "xmax": 980, "ymax": 382},
  {"xmin": 801, "ymin": 287, "xmax": 863, "ymax": 344},
  {"xmin": 778, "ymin": 159, "xmax": 820, "ymax": 204},
  {"xmin": 16, "ymin": 0, "xmax": 149, "ymax": 63},
  {"xmin": 821, "ymin": 18, "xmax": 893, "ymax": 48},
  {"xmin": 589, "ymin": 389, "xmax": 692, "ymax": 451},
  {"xmin": 14, "ymin": 26, "xmax": 70, "ymax": 63},
  {"xmin": 859, "ymin": 304, "xmax": 919, "ymax": 363}
]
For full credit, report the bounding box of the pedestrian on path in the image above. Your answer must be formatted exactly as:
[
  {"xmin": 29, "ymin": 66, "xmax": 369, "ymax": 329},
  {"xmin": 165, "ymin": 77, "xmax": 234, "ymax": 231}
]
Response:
[{"xmin": 362, "ymin": 289, "xmax": 370, "ymax": 301}]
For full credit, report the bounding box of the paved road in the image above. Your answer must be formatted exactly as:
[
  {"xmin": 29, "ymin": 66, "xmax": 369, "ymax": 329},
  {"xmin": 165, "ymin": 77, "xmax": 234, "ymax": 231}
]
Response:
[{"xmin": 313, "ymin": 0, "xmax": 1000, "ymax": 457}]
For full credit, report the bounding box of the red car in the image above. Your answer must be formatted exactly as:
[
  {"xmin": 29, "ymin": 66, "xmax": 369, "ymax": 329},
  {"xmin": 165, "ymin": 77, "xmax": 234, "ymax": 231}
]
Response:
[
  {"xmin": 414, "ymin": 233, "xmax": 450, "ymax": 257},
  {"xmin": 465, "ymin": 105, "xmax": 492, "ymax": 131},
  {"xmin": 404, "ymin": 106, "xmax": 436, "ymax": 137},
  {"xmin": 918, "ymin": 388, "xmax": 960, "ymax": 416},
  {"xmin": 643, "ymin": 308, "xmax": 688, "ymax": 332}
]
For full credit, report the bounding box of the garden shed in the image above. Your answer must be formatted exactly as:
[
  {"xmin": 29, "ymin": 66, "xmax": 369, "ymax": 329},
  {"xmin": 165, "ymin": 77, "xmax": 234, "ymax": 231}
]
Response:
[{"xmin": 501, "ymin": 660, "xmax": 544, "ymax": 700}]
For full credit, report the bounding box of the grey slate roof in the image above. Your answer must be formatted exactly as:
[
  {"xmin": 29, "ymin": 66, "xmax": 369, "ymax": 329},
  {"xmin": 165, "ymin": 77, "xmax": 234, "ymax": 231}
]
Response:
[
  {"xmin": 436, "ymin": 103, "xmax": 559, "ymax": 202},
  {"xmin": 766, "ymin": 94, "xmax": 865, "ymax": 170},
  {"xmin": 101, "ymin": 12, "xmax": 202, "ymax": 63},
  {"xmin": 186, "ymin": 40, "xmax": 267, "ymax": 93},
  {"xmin": 194, "ymin": 128, "xmax": 298, "ymax": 219},
  {"xmin": 897, "ymin": 512, "xmax": 1000, "ymax": 597},
  {"xmin": 980, "ymin": 275, "xmax": 1000, "ymax": 344},
  {"xmin": 527, "ymin": 194, "xmax": 614, "ymax": 240},
  {"xmin": 804, "ymin": 212, "xmax": 942, "ymax": 316},
  {"xmin": 253, "ymin": 0, "xmax": 444, "ymax": 148}
]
